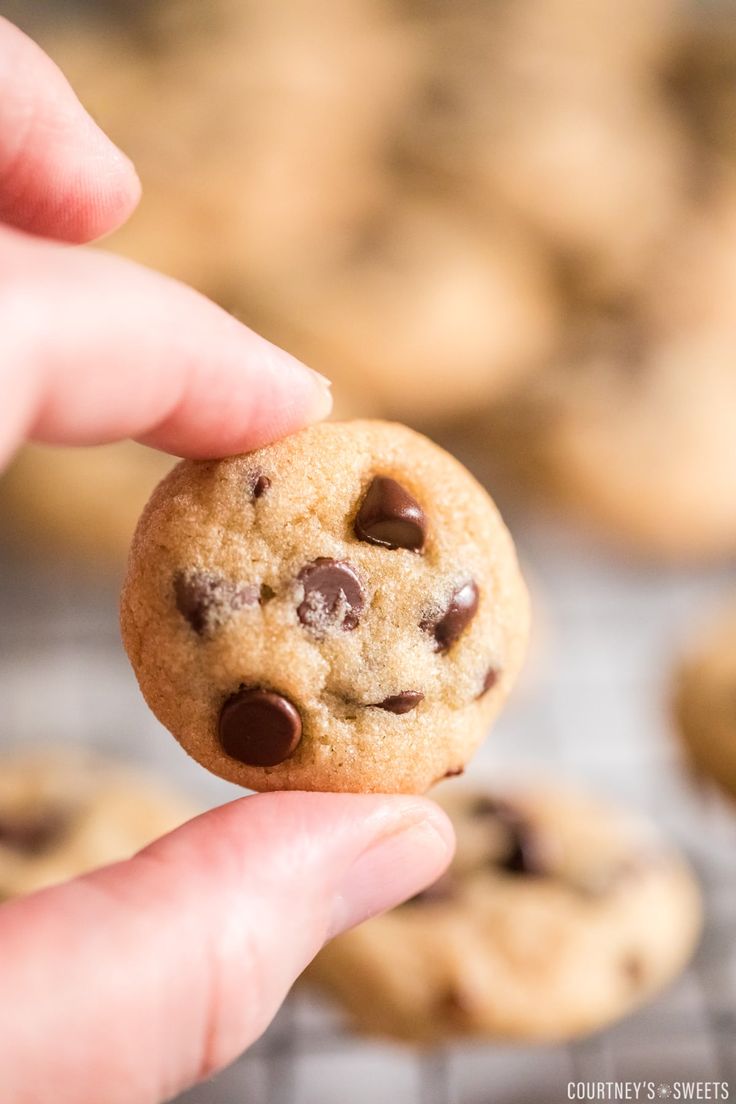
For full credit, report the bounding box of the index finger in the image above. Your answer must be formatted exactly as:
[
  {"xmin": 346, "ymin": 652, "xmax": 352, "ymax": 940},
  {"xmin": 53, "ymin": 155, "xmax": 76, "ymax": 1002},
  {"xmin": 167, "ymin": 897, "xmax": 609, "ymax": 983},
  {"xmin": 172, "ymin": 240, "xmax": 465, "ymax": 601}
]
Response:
[
  {"xmin": 0, "ymin": 225, "xmax": 332, "ymax": 467},
  {"xmin": 0, "ymin": 16, "xmax": 140, "ymax": 242}
]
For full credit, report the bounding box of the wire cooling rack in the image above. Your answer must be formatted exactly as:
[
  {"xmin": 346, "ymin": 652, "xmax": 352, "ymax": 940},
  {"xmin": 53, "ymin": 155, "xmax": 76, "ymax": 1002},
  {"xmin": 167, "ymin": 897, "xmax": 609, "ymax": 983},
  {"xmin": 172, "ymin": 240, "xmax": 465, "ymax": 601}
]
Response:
[{"xmin": 2, "ymin": 488, "xmax": 736, "ymax": 1104}]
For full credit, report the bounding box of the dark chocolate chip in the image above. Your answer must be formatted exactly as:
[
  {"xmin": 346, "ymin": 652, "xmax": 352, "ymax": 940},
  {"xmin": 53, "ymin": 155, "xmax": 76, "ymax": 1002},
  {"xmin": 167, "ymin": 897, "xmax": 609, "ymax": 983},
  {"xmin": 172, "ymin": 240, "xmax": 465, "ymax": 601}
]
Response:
[
  {"xmin": 248, "ymin": 471, "xmax": 271, "ymax": 499},
  {"xmin": 404, "ymin": 871, "xmax": 455, "ymax": 906},
  {"xmin": 0, "ymin": 809, "xmax": 70, "ymax": 855},
  {"xmin": 260, "ymin": 583, "xmax": 276, "ymax": 603},
  {"xmin": 477, "ymin": 667, "xmax": 499, "ymax": 698},
  {"xmin": 218, "ymin": 687, "xmax": 302, "ymax": 767},
  {"xmin": 354, "ymin": 476, "xmax": 427, "ymax": 551},
  {"xmin": 471, "ymin": 797, "xmax": 548, "ymax": 877},
  {"xmin": 422, "ymin": 580, "xmax": 479, "ymax": 652},
  {"xmin": 174, "ymin": 571, "xmax": 258, "ymax": 636},
  {"xmin": 373, "ymin": 691, "xmax": 424, "ymax": 714},
  {"xmin": 439, "ymin": 986, "xmax": 473, "ymax": 1018},
  {"xmin": 443, "ymin": 766, "xmax": 465, "ymax": 778},
  {"xmin": 297, "ymin": 558, "xmax": 365, "ymax": 632},
  {"xmin": 622, "ymin": 954, "xmax": 646, "ymax": 987}
]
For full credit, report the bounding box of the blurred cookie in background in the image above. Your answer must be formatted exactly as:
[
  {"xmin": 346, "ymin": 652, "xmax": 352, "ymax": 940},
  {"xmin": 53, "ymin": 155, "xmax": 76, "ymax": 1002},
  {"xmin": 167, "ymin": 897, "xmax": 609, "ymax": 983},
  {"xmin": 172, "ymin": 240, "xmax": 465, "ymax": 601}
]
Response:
[
  {"xmin": 0, "ymin": 750, "xmax": 196, "ymax": 901},
  {"xmin": 674, "ymin": 604, "xmax": 736, "ymax": 804},
  {"xmin": 486, "ymin": 340, "xmax": 736, "ymax": 563},
  {"xmin": 670, "ymin": 4, "xmax": 736, "ymax": 164},
  {"xmin": 307, "ymin": 783, "xmax": 701, "ymax": 1042},
  {"xmin": 0, "ymin": 443, "xmax": 173, "ymax": 573},
  {"xmin": 28, "ymin": 0, "xmax": 733, "ymax": 440},
  {"xmin": 400, "ymin": 0, "xmax": 684, "ymax": 74},
  {"xmin": 44, "ymin": 0, "xmax": 422, "ymax": 297},
  {"xmin": 38, "ymin": 2, "xmax": 562, "ymax": 427},
  {"xmin": 253, "ymin": 197, "xmax": 560, "ymax": 424},
  {"xmin": 398, "ymin": 0, "xmax": 691, "ymax": 298},
  {"xmin": 483, "ymin": 178, "xmax": 736, "ymax": 562}
]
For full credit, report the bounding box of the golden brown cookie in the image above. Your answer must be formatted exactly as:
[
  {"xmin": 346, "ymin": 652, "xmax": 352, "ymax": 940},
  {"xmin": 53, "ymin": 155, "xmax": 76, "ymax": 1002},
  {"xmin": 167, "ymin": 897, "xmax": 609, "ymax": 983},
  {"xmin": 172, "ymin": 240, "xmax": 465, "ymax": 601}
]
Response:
[
  {"xmin": 674, "ymin": 604, "xmax": 736, "ymax": 802},
  {"xmin": 120, "ymin": 421, "xmax": 529, "ymax": 793},
  {"xmin": 307, "ymin": 783, "xmax": 702, "ymax": 1042},
  {"xmin": 0, "ymin": 750, "xmax": 195, "ymax": 901}
]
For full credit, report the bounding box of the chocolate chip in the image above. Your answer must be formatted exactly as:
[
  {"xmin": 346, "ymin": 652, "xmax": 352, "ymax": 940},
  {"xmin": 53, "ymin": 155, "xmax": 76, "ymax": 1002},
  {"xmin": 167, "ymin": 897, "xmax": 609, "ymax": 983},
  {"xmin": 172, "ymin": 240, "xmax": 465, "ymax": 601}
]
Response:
[
  {"xmin": 218, "ymin": 688, "xmax": 302, "ymax": 767},
  {"xmin": 404, "ymin": 871, "xmax": 455, "ymax": 906},
  {"xmin": 248, "ymin": 471, "xmax": 271, "ymax": 499},
  {"xmin": 477, "ymin": 667, "xmax": 499, "ymax": 698},
  {"xmin": 443, "ymin": 766, "xmax": 465, "ymax": 778},
  {"xmin": 471, "ymin": 797, "xmax": 548, "ymax": 877},
  {"xmin": 0, "ymin": 809, "xmax": 70, "ymax": 855},
  {"xmin": 622, "ymin": 954, "xmax": 646, "ymax": 987},
  {"xmin": 422, "ymin": 580, "xmax": 479, "ymax": 652},
  {"xmin": 174, "ymin": 571, "xmax": 258, "ymax": 636},
  {"xmin": 297, "ymin": 558, "xmax": 365, "ymax": 632},
  {"xmin": 354, "ymin": 476, "xmax": 427, "ymax": 551},
  {"xmin": 439, "ymin": 986, "xmax": 473, "ymax": 1018},
  {"xmin": 373, "ymin": 691, "xmax": 424, "ymax": 714}
]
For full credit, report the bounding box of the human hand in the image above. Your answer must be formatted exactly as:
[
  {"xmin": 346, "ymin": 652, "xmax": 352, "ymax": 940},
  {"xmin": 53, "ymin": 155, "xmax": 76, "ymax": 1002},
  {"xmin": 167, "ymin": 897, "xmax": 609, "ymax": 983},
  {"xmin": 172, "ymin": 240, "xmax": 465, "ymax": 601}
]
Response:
[{"xmin": 0, "ymin": 18, "xmax": 454, "ymax": 1104}]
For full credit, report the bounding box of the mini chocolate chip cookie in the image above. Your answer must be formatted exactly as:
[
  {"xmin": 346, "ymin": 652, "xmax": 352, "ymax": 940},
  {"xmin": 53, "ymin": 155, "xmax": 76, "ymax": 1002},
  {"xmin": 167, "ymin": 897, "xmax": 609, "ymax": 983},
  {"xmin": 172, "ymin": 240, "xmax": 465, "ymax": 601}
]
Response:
[
  {"xmin": 120, "ymin": 421, "xmax": 529, "ymax": 793},
  {"xmin": 674, "ymin": 604, "xmax": 736, "ymax": 802},
  {"xmin": 306, "ymin": 784, "xmax": 701, "ymax": 1042},
  {"xmin": 0, "ymin": 751, "xmax": 195, "ymax": 901}
]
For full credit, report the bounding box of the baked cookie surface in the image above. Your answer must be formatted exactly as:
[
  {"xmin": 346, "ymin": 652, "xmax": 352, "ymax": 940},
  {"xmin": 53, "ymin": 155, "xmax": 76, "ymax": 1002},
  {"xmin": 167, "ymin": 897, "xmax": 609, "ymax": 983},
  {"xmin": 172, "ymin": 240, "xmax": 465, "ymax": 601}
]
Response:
[
  {"xmin": 307, "ymin": 784, "xmax": 702, "ymax": 1042},
  {"xmin": 675, "ymin": 605, "xmax": 736, "ymax": 801},
  {"xmin": 0, "ymin": 751, "xmax": 194, "ymax": 901},
  {"xmin": 121, "ymin": 421, "xmax": 529, "ymax": 793}
]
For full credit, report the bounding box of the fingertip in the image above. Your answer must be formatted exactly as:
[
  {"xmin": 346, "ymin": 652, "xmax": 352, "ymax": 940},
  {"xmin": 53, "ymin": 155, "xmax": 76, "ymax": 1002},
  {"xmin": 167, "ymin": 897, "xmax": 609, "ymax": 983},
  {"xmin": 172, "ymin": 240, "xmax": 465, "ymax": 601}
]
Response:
[
  {"xmin": 0, "ymin": 232, "xmax": 331, "ymax": 461},
  {"xmin": 326, "ymin": 796, "xmax": 456, "ymax": 938},
  {"xmin": 67, "ymin": 141, "xmax": 143, "ymax": 244},
  {"xmin": 0, "ymin": 791, "xmax": 455, "ymax": 1101},
  {"xmin": 134, "ymin": 326, "xmax": 334, "ymax": 459},
  {"xmin": 0, "ymin": 17, "xmax": 143, "ymax": 243},
  {"xmin": 21, "ymin": 118, "xmax": 143, "ymax": 245}
]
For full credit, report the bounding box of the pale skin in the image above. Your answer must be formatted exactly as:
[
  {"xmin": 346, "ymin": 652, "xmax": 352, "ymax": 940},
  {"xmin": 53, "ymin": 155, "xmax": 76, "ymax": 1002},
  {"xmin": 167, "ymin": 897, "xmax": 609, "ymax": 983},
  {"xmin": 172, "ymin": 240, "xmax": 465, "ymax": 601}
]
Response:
[{"xmin": 0, "ymin": 18, "xmax": 455, "ymax": 1104}]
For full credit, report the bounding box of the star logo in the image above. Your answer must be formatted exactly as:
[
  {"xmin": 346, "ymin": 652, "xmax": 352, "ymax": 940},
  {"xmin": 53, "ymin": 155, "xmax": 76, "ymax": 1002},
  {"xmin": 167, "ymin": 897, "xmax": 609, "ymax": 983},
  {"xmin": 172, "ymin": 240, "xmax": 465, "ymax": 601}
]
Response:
[{"xmin": 657, "ymin": 1086, "xmax": 673, "ymax": 1100}]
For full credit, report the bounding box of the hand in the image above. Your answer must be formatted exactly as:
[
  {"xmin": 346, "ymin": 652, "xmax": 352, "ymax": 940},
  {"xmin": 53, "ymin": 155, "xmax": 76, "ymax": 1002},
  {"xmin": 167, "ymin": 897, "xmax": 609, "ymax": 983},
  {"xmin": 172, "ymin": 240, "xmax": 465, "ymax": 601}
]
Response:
[{"xmin": 0, "ymin": 19, "xmax": 454, "ymax": 1104}]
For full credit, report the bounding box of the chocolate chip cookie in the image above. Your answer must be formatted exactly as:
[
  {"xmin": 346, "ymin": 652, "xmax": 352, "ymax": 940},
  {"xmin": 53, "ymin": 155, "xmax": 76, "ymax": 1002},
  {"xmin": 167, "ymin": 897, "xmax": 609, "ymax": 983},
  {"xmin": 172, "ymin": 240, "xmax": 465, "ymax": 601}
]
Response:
[
  {"xmin": 120, "ymin": 421, "xmax": 529, "ymax": 793},
  {"xmin": 674, "ymin": 604, "xmax": 736, "ymax": 802},
  {"xmin": 307, "ymin": 784, "xmax": 701, "ymax": 1042},
  {"xmin": 0, "ymin": 751, "xmax": 195, "ymax": 901}
]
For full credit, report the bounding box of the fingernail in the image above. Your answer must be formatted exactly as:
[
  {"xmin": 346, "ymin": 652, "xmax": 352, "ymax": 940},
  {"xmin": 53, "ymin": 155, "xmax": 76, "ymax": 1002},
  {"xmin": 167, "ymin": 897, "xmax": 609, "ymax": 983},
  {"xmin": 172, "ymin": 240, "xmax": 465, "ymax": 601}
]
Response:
[
  {"xmin": 308, "ymin": 366, "xmax": 332, "ymax": 390},
  {"xmin": 261, "ymin": 338, "xmax": 333, "ymax": 422},
  {"xmin": 328, "ymin": 811, "xmax": 454, "ymax": 939},
  {"xmin": 306, "ymin": 373, "xmax": 333, "ymax": 421}
]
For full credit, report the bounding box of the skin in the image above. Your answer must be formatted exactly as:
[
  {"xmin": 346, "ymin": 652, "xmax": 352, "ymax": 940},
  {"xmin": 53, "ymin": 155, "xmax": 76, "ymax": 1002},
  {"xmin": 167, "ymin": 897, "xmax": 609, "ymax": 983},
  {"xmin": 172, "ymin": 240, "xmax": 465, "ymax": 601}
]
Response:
[{"xmin": 0, "ymin": 18, "xmax": 455, "ymax": 1104}]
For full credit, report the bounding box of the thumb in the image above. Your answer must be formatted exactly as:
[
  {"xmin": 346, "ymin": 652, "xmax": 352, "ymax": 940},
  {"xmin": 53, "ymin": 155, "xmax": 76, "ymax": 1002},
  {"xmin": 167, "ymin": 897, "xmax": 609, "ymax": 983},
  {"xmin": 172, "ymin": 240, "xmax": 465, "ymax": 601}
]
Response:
[{"xmin": 0, "ymin": 792, "xmax": 453, "ymax": 1104}]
